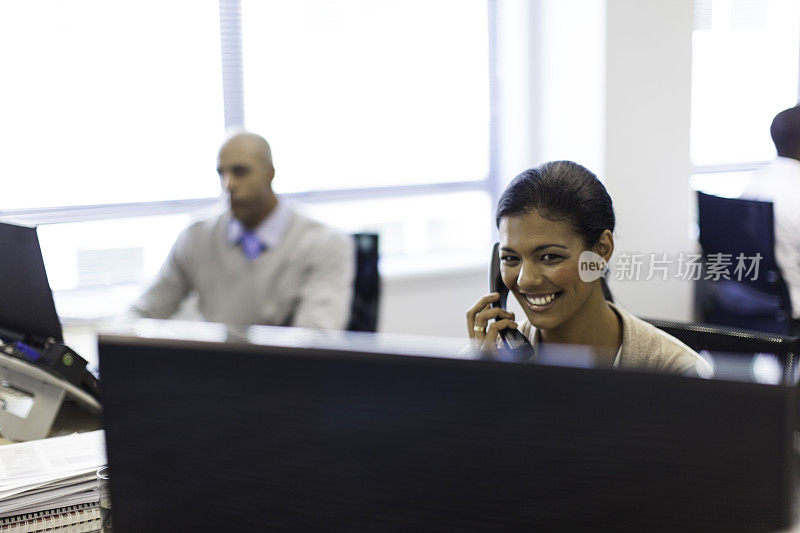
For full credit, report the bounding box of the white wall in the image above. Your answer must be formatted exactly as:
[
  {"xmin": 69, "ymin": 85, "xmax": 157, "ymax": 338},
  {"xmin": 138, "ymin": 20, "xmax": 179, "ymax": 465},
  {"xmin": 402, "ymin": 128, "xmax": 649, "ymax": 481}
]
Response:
[
  {"xmin": 604, "ymin": 0, "xmax": 695, "ymax": 321},
  {"xmin": 378, "ymin": 268, "xmax": 486, "ymax": 338}
]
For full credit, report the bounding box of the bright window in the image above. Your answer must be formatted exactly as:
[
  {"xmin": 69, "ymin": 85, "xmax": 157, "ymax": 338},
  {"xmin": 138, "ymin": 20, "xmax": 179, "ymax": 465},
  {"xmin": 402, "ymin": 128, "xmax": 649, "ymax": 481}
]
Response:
[
  {"xmin": 691, "ymin": 0, "xmax": 800, "ymax": 168},
  {"xmin": 240, "ymin": 0, "xmax": 490, "ymax": 194},
  {"xmin": 0, "ymin": 0, "xmax": 225, "ymax": 209}
]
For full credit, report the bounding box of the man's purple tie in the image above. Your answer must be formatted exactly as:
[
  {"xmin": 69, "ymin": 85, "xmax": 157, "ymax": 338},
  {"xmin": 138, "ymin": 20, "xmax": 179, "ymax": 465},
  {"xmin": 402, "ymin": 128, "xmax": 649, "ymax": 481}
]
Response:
[{"xmin": 239, "ymin": 231, "xmax": 265, "ymax": 261}]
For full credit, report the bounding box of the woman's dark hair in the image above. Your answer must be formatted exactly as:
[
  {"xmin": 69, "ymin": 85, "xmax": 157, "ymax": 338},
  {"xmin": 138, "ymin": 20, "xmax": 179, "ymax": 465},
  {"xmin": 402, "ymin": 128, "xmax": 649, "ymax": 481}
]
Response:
[{"xmin": 496, "ymin": 160, "xmax": 615, "ymax": 300}]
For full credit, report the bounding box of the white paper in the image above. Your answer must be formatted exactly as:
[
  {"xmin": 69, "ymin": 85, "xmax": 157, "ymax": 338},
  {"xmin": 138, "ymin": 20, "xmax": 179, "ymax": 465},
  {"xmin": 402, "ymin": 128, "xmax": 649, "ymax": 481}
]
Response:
[
  {"xmin": 0, "ymin": 430, "xmax": 105, "ymax": 484},
  {"xmin": 0, "ymin": 431, "xmax": 106, "ymax": 517}
]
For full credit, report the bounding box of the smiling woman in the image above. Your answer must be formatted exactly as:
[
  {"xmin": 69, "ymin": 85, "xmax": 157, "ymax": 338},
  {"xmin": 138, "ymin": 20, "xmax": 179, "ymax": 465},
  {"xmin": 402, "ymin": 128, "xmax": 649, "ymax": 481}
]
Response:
[{"xmin": 467, "ymin": 161, "xmax": 713, "ymax": 376}]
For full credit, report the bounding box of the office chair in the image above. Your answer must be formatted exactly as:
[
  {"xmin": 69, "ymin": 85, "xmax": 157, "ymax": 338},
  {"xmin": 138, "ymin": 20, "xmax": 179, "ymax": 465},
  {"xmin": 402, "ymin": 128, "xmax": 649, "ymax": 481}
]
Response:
[
  {"xmin": 696, "ymin": 191, "xmax": 792, "ymax": 334},
  {"xmin": 347, "ymin": 233, "xmax": 380, "ymax": 332},
  {"xmin": 645, "ymin": 317, "xmax": 800, "ymax": 385}
]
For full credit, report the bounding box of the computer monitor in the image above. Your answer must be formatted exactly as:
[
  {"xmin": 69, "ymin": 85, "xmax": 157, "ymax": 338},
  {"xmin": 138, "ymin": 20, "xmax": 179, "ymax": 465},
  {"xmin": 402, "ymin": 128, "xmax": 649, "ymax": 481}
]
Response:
[
  {"xmin": 0, "ymin": 221, "xmax": 62, "ymax": 343},
  {"xmin": 99, "ymin": 322, "xmax": 797, "ymax": 532}
]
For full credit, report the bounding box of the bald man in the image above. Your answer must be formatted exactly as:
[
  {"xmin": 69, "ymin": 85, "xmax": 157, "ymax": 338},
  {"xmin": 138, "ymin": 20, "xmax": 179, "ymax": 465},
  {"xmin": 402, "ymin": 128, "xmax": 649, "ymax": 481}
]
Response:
[{"xmin": 129, "ymin": 131, "xmax": 355, "ymax": 329}]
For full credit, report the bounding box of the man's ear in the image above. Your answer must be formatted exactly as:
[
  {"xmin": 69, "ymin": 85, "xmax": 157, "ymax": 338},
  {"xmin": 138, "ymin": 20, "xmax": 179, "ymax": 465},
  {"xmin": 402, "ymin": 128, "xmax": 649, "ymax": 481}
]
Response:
[
  {"xmin": 593, "ymin": 229, "xmax": 614, "ymax": 262},
  {"xmin": 265, "ymin": 166, "xmax": 276, "ymax": 186}
]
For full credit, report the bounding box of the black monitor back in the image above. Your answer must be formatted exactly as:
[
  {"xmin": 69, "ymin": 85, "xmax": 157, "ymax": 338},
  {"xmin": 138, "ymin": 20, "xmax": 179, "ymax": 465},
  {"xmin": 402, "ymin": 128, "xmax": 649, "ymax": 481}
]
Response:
[
  {"xmin": 0, "ymin": 221, "xmax": 62, "ymax": 342},
  {"xmin": 99, "ymin": 331, "xmax": 797, "ymax": 532}
]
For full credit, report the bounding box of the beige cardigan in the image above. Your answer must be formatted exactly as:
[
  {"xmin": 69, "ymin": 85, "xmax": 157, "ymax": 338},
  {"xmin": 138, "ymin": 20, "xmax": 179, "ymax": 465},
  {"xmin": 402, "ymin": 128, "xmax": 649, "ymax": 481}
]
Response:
[{"xmin": 519, "ymin": 303, "xmax": 713, "ymax": 377}]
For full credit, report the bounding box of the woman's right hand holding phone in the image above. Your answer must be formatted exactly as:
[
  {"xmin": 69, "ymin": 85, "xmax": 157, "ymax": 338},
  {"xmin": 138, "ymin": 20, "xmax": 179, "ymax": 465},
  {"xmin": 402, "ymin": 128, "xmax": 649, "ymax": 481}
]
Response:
[{"xmin": 466, "ymin": 292, "xmax": 518, "ymax": 354}]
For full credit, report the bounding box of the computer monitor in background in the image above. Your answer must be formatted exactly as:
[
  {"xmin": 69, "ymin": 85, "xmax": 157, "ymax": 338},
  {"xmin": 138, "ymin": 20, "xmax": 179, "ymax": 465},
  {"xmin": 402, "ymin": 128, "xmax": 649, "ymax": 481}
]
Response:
[
  {"xmin": 99, "ymin": 323, "xmax": 797, "ymax": 532},
  {"xmin": 0, "ymin": 221, "xmax": 63, "ymax": 343}
]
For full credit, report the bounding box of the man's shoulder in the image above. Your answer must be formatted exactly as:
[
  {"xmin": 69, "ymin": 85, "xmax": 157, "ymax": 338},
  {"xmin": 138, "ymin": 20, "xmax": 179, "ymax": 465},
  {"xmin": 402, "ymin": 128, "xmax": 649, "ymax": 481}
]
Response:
[
  {"xmin": 181, "ymin": 211, "xmax": 228, "ymax": 238},
  {"xmin": 285, "ymin": 208, "xmax": 351, "ymax": 247},
  {"xmin": 167, "ymin": 212, "xmax": 228, "ymax": 259}
]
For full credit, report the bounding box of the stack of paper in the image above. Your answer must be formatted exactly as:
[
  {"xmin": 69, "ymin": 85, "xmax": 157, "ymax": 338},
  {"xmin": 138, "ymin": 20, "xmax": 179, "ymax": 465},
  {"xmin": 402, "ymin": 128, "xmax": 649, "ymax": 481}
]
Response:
[{"xmin": 0, "ymin": 431, "xmax": 105, "ymax": 531}]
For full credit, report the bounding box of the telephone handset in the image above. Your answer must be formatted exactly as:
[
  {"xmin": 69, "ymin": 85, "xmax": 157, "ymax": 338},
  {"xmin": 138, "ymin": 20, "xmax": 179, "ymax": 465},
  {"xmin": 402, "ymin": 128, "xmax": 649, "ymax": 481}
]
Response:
[{"xmin": 490, "ymin": 242, "xmax": 535, "ymax": 362}]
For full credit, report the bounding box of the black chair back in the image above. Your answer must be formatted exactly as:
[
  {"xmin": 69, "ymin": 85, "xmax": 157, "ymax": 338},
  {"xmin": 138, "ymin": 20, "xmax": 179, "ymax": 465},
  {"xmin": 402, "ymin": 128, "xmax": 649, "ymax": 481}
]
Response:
[
  {"xmin": 347, "ymin": 233, "xmax": 380, "ymax": 332},
  {"xmin": 696, "ymin": 191, "xmax": 791, "ymax": 334},
  {"xmin": 646, "ymin": 317, "xmax": 799, "ymax": 385}
]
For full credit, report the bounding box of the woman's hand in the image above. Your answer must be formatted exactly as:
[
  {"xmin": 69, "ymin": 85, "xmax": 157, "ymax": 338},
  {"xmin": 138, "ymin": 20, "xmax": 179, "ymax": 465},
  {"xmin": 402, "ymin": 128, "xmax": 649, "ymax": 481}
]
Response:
[{"xmin": 466, "ymin": 292, "xmax": 518, "ymax": 354}]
